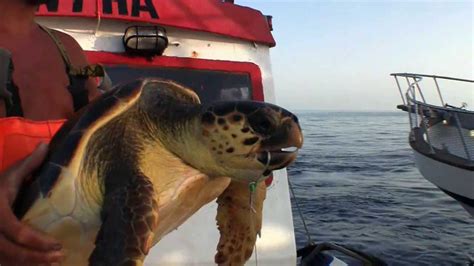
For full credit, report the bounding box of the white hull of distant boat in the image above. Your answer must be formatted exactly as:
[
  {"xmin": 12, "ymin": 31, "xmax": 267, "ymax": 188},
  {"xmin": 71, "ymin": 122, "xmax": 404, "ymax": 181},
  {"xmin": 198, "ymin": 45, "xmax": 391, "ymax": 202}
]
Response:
[
  {"xmin": 392, "ymin": 73, "xmax": 474, "ymax": 218},
  {"xmin": 413, "ymin": 150, "xmax": 474, "ymax": 216},
  {"xmin": 33, "ymin": 2, "xmax": 391, "ymax": 265}
]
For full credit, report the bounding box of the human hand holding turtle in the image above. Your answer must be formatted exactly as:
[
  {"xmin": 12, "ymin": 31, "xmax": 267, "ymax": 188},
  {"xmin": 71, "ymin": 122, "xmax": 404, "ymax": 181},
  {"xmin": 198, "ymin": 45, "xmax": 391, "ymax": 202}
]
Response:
[
  {"xmin": 0, "ymin": 143, "xmax": 64, "ymax": 265},
  {"xmin": 13, "ymin": 79, "xmax": 303, "ymax": 266}
]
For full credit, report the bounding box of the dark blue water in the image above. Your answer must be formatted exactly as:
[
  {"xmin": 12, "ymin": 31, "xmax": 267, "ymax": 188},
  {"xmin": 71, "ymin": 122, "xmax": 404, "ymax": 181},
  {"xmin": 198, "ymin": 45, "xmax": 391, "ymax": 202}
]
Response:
[{"xmin": 289, "ymin": 111, "xmax": 474, "ymax": 266}]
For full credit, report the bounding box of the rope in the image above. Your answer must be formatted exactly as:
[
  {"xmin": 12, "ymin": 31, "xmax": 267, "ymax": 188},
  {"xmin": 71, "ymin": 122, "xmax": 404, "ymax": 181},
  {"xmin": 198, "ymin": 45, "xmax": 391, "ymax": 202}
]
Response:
[
  {"xmin": 254, "ymin": 242, "xmax": 258, "ymax": 266},
  {"xmin": 248, "ymin": 182, "xmax": 258, "ymax": 266},
  {"xmin": 95, "ymin": 0, "xmax": 102, "ymax": 35},
  {"xmin": 249, "ymin": 182, "xmax": 257, "ymax": 213},
  {"xmin": 288, "ymin": 178, "xmax": 313, "ymax": 245}
]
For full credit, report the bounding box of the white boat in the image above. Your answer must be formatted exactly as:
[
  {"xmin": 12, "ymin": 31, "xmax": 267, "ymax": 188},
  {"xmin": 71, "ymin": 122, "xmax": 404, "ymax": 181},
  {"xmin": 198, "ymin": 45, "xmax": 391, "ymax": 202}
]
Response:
[
  {"xmin": 35, "ymin": 1, "xmax": 298, "ymax": 265},
  {"xmin": 392, "ymin": 73, "xmax": 474, "ymax": 217}
]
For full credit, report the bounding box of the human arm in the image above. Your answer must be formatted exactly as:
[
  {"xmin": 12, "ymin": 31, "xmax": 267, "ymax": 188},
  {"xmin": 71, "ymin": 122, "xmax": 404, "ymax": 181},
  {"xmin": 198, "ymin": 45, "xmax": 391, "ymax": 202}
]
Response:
[{"xmin": 0, "ymin": 143, "xmax": 64, "ymax": 265}]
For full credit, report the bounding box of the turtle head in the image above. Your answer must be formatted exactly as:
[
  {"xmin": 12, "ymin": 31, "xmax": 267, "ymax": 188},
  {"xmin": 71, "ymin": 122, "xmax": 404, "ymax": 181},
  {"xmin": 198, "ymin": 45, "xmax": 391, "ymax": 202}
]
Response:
[
  {"xmin": 196, "ymin": 101, "xmax": 303, "ymax": 182},
  {"xmin": 139, "ymin": 80, "xmax": 303, "ymax": 183}
]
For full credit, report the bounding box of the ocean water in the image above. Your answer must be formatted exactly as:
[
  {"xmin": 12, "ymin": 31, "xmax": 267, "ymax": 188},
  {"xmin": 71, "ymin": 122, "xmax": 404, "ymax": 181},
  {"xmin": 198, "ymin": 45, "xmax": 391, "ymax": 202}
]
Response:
[{"xmin": 288, "ymin": 111, "xmax": 474, "ymax": 266}]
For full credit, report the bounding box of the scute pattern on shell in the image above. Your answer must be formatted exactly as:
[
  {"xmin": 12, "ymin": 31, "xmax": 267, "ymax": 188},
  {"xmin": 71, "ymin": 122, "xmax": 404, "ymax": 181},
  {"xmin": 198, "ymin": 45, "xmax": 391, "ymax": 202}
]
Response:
[{"xmin": 39, "ymin": 80, "xmax": 143, "ymax": 196}]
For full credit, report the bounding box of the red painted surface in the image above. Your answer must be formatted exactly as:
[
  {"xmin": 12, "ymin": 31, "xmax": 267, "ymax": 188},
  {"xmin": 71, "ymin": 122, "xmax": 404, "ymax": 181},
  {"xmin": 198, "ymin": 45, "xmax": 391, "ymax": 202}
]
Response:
[
  {"xmin": 86, "ymin": 51, "xmax": 264, "ymax": 101},
  {"xmin": 265, "ymin": 175, "xmax": 274, "ymax": 187},
  {"xmin": 36, "ymin": 0, "xmax": 275, "ymax": 47}
]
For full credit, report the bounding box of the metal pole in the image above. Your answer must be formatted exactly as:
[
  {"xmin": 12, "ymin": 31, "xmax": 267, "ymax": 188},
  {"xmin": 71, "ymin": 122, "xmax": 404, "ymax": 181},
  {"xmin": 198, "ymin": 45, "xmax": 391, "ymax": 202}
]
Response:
[
  {"xmin": 405, "ymin": 77, "xmax": 419, "ymax": 126},
  {"xmin": 391, "ymin": 73, "xmax": 474, "ymax": 83},
  {"xmin": 433, "ymin": 77, "xmax": 446, "ymax": 106},
  {"xmin": 453, "ymin": 112, "xmax": 472, "ymax": 161},
  {"xmin": 405, "ymin": 76, "xmax": 411, "ymax": 92},
  {"xmin": 413, "ymin": 77, "xmax": 426, "ymax": 103},
  {"xmin": 412, "ymin": 81, "xmax": 419, "ymax": 127},
  {"xmin": 406, "ymin": 92, "xmax": 414, "ymax": 131},
  {"xmin": 394, "ymin": 76, "xmax": 406, "ymax": 105}
]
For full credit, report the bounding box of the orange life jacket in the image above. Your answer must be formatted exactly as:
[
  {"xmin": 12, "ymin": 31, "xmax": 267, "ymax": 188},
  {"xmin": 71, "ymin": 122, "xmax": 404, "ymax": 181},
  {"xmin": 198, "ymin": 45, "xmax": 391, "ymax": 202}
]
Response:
[
  {"xmin": 0, "ymin": 117, "xmax": 65, "ymax": 171},
  {"xmin": 0, "ymin": 25, "xmax": 102, "ymax": 172}
]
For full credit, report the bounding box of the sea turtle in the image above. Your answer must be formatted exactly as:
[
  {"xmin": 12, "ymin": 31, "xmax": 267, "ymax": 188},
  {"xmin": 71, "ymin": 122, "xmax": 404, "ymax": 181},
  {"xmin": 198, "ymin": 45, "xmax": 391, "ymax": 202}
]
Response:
[{"xmin": 15, "ymin": 78, "xmax": 303, "ymax": 266}]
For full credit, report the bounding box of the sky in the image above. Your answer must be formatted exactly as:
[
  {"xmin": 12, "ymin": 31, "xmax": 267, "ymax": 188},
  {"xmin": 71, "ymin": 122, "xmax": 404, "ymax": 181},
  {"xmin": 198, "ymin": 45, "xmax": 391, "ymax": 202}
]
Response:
[{"xmin": 239, "ymin": 0, "xmax": 473, "ymax": 111}]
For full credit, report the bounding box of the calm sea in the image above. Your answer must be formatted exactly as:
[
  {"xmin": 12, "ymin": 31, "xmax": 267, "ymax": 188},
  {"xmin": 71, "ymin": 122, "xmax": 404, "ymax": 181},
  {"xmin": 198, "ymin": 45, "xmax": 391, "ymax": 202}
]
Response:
[{"xmin": 288, "ymin": 111, "xmax": 474, "ymax": 266}]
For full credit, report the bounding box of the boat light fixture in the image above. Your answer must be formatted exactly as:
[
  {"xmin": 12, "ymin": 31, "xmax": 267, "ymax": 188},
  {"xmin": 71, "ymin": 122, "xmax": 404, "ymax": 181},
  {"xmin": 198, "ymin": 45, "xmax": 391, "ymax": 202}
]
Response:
[{"xmin": 123, "ymin": 26, "xmax": 168, "ymax": 56}]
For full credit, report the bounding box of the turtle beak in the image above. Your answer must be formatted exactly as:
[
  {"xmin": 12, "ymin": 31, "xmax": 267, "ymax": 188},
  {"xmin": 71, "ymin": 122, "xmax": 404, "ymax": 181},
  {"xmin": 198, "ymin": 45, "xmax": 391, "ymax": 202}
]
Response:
[
  {"xmin": 248, "ymin": 106, "xmax": 303, "ymax": 171},
  {"xmin": 257, "ymin": 119, "xmax": 303, "ymax": 170}
]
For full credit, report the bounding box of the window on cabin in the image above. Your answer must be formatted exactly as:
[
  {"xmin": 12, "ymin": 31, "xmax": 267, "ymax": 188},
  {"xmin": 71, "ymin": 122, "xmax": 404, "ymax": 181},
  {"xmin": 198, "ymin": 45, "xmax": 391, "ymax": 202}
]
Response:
[{"xmin": 104, "ymin": 66, "xmax": 253, "ymax": 103}]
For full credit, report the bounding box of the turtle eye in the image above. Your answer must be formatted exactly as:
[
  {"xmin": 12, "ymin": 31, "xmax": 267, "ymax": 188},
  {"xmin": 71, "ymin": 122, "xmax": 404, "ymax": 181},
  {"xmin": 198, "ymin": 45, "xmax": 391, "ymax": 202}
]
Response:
[
  {"xmin": 201, "ymin": 112, "xmax": 216, "ymax": 125},
  {"xmin": 248, "ymin": 112, "xmax": 276, "ymax": 136}
]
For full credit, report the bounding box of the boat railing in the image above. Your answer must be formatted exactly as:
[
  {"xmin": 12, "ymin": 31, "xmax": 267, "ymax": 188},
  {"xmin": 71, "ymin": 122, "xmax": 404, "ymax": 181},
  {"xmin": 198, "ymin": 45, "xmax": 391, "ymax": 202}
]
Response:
[{"xmin": 391, "ymin": 73, "xmax": 474, "ymax": 166}]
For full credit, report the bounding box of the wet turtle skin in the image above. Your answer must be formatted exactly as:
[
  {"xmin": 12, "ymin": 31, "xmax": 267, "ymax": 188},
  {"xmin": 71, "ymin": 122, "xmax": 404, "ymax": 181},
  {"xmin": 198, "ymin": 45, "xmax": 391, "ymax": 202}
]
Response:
[{"xmin": 14, "ymin": 78, "xmax": 303, "ymax": 266}]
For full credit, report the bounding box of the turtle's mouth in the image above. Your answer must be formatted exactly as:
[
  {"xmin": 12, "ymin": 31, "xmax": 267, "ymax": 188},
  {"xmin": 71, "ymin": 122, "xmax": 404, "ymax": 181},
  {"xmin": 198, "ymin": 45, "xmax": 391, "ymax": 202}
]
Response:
[
  {"xmin": 256, "ymin": 146, "xmax": 300, "ymax": 175},
  {"xmin": 254, "ymin": 116, "xmax": 303, "ymax": 175}
]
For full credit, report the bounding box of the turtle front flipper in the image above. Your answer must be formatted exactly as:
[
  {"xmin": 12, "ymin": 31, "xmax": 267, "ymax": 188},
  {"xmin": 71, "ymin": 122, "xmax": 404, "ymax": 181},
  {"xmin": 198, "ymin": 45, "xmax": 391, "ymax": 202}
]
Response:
[
  {"xmin": 89, "ymin": 174, "xmax": 159, "ymax": 266},
  {"xmin": 215, "ymin": 180, "xmax": 267, "ymax": 266}
]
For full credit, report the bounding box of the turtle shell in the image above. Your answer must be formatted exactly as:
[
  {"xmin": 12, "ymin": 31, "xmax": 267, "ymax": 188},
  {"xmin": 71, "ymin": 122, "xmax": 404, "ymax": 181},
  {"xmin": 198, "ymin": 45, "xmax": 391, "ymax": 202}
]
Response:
[
  {"xmin": 12, "ymin": 77, "xmax": 303, "ymax": 266},
  {"xmin": 14, "ymin": 78, "xmax": 199, "ymax": 217}
]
